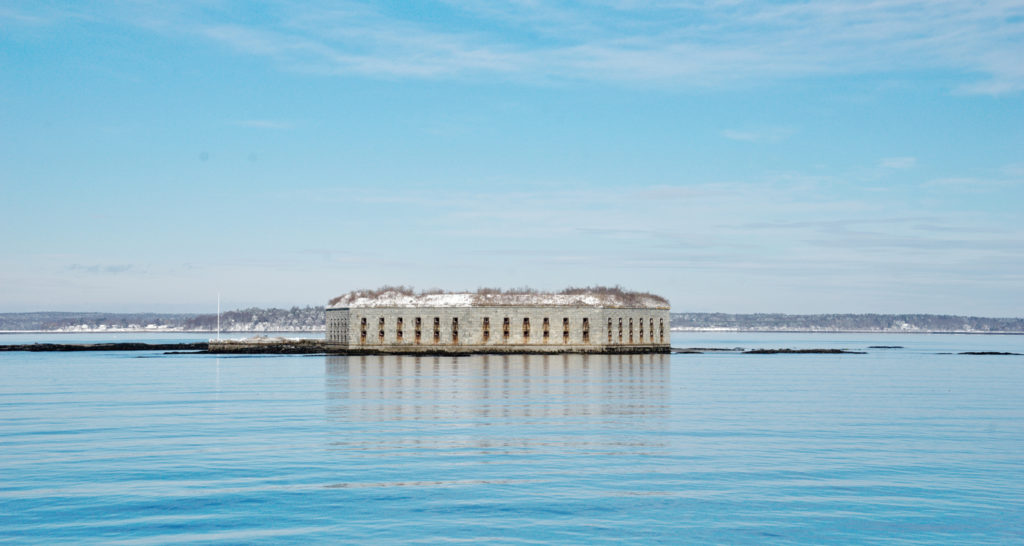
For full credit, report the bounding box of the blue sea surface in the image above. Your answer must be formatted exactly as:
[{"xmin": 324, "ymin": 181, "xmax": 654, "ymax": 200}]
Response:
[{"xmin": 1, "ymin": 333, "xmax": 1022, "ymax": 543}]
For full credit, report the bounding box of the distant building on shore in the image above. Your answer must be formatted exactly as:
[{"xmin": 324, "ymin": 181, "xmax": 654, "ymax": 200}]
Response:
[{"xmin": 325, "ymin": 287, "xmax": 670, "ymax": 354}]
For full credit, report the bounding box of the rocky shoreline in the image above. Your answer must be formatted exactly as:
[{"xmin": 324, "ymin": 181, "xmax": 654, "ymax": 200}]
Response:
[{"xmin": 2, "ymin": 342, "xmax": 1018, "ymax": 356}]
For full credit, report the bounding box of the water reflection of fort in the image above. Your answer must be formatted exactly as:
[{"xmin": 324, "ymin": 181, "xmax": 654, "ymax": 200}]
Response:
[{"xmin": 324, "ymin": 353, "xmax": 669, "ymax": 423}]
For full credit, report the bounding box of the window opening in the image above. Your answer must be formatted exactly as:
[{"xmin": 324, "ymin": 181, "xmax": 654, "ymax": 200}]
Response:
[
  {"xmin": 542, "ymin": 317, "xmax": 550, "ymax": 341},
  {"xmin": 523, "ymin": 318, "xmax": 530, "ymax": 340},
  {"xmin": 396, "ymin": 317, "xmax": 403, "ymax": 340},
  {"xmin": 582, "ymin": 318, "xmax": 590, "ymax": 343},
  {"xmin": 503, "ymin": 317, "xmax": 510, "ymax": 341},
  {"xmin": 360, "ymin": 317, "xmax": 367, "ymax": 344},
  {"xmin": 659, "ymin": 318, "xmax": 664, "ymax": 343},
  {"xmin": 433, "ymin": 317, "xmax": 440, "ymax": 343},
  {"xmin": 452, "ymin": 317, "xmax": 459, "ymax": 343},
  {"xmin": 378, "ymin": 317, "xmax": 385, "ymax": 342},
  {"xmin": 415, "ymin": 317, "xmax": 422, "ymax": 344},
  {"xmin": 483, "ymin": 317, "xmax": 490, "ymax": 342},
  {"xmin": 618, "ymin": 318, "xmax": 623, "ymax": 343},
  {"xmin": 563, "ymin": 317, "xmax": 570, "ymax": 343},
  {"xmin": 608, "ymin": 318, "xmax": 613, "ymax": 343},
  {"xmin": 629, "ymin": 318, "xmax": 634, "ymax": 343}
]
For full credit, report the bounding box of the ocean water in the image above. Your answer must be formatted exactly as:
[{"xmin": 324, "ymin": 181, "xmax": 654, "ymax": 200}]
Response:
[{"xmin": 1, "ymin": 333, "xmax": 1022, "ymax": 543}]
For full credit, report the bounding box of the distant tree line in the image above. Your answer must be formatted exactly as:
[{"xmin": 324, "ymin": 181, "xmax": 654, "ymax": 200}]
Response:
[
  {"xmin": 0, "ymin": 312, "xmax": 195, "ymax": 331},
  {"xmin": 182, "ymin": 306, "xmax": 324, "ymax": 331},
  {"xmin": 0, "ymin": 307, "xmax": 323, "ymax": 332}
]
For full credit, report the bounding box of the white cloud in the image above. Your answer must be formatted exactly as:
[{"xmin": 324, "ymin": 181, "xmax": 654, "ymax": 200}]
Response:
[
  {"xmin": 0, "ymin": 7, "xmax": 48, "ymax": 25},
  {"xmin": 67, "ymin": 264, "xmax": 137, "ymax": 274}
]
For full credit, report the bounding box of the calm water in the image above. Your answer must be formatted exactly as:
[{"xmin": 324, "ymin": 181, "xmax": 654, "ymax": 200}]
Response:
[{"xmin": 1, "ymin": 333, "xmax": 1022, "ymax": 543}]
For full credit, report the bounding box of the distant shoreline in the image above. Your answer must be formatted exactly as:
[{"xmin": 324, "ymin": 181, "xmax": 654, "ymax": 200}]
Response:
[
  {"xmin": 3, "ymin": 309, "xmax": 1022, "ymax": 335},
  {"xmin": 0, "ymin": 330, "xmax": 322, "ymax": 335},
  {"xmin": 2, "ymin": 329, "xmax": 1022, "ymax": 335},
  {"xmin": 672, "ymin": 329, "xmax": 1024, "ymax": 335}
]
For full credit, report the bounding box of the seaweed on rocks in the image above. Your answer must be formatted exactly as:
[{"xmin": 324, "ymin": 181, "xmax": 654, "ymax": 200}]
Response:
[
  {"xmin": 743, "ymin": 348, "xmax": 867, "ymax": 354},
  {"xmin": 958, "ymin": 351, "xmax": 1022, "ymax": 356}
]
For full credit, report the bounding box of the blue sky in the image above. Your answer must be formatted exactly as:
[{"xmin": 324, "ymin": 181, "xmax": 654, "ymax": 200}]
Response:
[{"xmin": 1, "ymin": 0, "xmax": 1022, "ymax": 315}]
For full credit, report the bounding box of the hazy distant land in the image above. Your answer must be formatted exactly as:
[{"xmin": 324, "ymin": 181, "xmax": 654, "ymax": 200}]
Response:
[
  {"xmin": 1, "ymin": 308, "xmax": 1022, "ymax": 334},
  {"xmin": 671, "ymin": 313, "xmax": 1024, "ymax": 334}
]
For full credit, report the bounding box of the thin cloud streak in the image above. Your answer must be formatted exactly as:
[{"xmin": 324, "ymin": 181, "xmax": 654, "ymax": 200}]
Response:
[
  {"xmin": 721, "ymin": 127, "xmax": 795, "ymax": 143},
  {"xmin": 24, "ymin": 0, "xmax": 1024, "ymax": 93},
  {"xmin": 881, "ymin": 156, "xmax": 917, "ymax": 169}
]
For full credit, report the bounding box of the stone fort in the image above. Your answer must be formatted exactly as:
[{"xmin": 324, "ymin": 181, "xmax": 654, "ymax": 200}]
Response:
[{"xmin": 325, "ymin": 287, "xmax": 670, "ymax": 354}]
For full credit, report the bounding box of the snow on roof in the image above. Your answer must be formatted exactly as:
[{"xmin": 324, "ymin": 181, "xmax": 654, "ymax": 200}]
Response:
[{"xmin": 327, "ymin": 287, "xmax": 669, "ymax": 309}]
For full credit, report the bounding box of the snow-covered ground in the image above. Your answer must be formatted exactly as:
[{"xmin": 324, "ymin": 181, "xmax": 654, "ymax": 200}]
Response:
[{"xmin": 329, "ymin": 290, "xmax": 668, "ymax": 309}]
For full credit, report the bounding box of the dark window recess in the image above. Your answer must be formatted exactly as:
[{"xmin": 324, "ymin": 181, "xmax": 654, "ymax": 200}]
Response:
[
  {"xmin": 483, "ymin": 317, "xmax": 490, "ymax": 342},
  {"xmin": 503, "ymin": 317, "xmax": 510, "ymax": 341},
  {"xmin": 563, "ymin": 317, "xmax": 569, "ymax": 343},
  {"xmin": 397, "ymin": 317, "xmax": 403, "ymax": 340},
  {"xmin": 542, "ymin": 318, "xmax": 550, "ymax": 340},
  {"xmin": 659, "ymin": 319, "xmax": 664, "ymax": 343},
  {"xmin": 379, "ymin": 317, "xmax": 385, "ymax": 341},
  {"xmin": 452, "ymin": 317, "xmax": 459, "ymax": 343},
  {"xmin": 583, "ymin": 318, "xmax": 590, "ymax": 343},
  {"xmin": 629, "ymin": 318, "xmax": 634, "ymax": 343},
  {"xmin": 523, "ymin": 318, "xmax": 530, "ymax": 340},
  {"xmin": 360, "ymin": 317, "xmax": 367, "ymax": 344},
  {"xmin": 650, "ymin": 318, "xmax": 655, "ymax": 341},
  {"xmin": 433, "ymin": 317, "xmax": 440, "ymax": 343},
  {"xmin": 608, "ymin": 318, "xmax": 613, "ymax": 343},
  {"xmin": 618, "ymin": 318, "xmax": 623, "ymax": 342},
  {"xmin": 415, "ymin": 317, "xmax": 422, "ymax": 343}
]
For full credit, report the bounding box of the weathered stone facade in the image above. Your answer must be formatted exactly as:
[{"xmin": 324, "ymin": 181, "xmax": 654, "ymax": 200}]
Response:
[{"xmin": 326, "ymin": 304, "xmax": 670, "ymax": 354}]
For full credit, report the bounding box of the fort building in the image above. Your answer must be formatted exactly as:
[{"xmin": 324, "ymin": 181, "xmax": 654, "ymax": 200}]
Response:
[{"xmin": 325, "ymin": 287, "xmax": 670, "ymax": 354}]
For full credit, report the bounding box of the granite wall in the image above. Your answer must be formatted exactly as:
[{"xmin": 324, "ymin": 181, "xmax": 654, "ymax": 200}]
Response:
[{"xmin": 326, "ymin": 306, "xmax": 670, "ymax": 353}]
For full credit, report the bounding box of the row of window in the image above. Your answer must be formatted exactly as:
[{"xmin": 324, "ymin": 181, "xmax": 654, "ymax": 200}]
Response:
[{"xmin": 351, "ymin": 316, "xmax": 664, "ymax": 345}]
